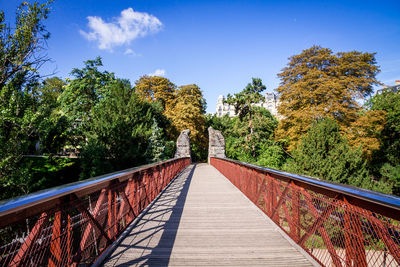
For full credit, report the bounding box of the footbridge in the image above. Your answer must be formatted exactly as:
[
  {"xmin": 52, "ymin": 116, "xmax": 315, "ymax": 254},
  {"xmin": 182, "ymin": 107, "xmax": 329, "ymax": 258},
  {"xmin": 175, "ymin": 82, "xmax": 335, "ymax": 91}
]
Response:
[{"xmin": 0, "ymin": 129, "xmax": 399, "ymax": 266}]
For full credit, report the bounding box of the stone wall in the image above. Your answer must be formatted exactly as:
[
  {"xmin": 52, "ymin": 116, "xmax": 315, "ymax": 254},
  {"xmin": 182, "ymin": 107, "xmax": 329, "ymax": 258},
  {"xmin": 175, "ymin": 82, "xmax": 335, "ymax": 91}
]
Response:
[
  {"xmin": 208, "ymin": 127, "xmax": 225, "ymax": 162},
  {"xmin": 174, "ymin": 129, "xmax": 191, "ymax": 159}
]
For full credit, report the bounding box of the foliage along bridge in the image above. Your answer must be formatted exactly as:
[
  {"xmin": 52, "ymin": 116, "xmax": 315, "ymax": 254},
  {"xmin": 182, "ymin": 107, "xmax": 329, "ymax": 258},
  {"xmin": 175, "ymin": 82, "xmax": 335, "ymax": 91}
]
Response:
[{"xmin": 0, "ymin": 129, "xmax": 399, "ymax": 266}]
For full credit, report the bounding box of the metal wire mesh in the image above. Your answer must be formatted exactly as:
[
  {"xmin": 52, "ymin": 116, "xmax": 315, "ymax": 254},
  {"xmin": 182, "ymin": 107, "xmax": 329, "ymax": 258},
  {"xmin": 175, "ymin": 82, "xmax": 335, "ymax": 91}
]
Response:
[
  {"xmin": 0, "ymin": 158, "xmax": 190, "ymax": 267},
  {"xmin": 211, "ymin": 157, "xmax": 400, "ymax": 267}
]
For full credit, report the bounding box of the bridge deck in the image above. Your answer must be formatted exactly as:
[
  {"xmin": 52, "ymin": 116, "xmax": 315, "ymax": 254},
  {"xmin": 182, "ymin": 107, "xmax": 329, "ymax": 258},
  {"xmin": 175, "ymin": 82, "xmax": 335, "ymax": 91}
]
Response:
[{"xmin": 103, "ymin": 163, "xmax": 315, "ymax": 266}]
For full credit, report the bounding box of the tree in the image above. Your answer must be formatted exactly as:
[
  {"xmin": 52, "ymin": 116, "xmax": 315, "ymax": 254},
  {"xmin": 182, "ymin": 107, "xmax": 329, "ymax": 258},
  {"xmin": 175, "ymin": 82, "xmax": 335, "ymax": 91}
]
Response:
[
  {"xmin": 206, "ymin": 108, "xmax": 282, "ymax": 167},
  {"xmin": 225, "ymin": 78, "xmax": 266, "ymax": 157},
  {"xmin": 146, "ymin": 119, "xmax": 167, "ymax": 163},
  {"xmin": 135, "ymin": 75, "xmax": 176, "ymax": 110},
  {"xmin": 80, "ymin": 80, "xmax": 165, "ymax": 178},
  {"xmin": 166, "ymin": 84, "xmax": 207, "ymax": 161},
  {"xmin": 0, "ymin": 1, "xmax": 54, "ymax": 198},
  {"xmin": 346, "ymin": 110, "xmax": 386, "ymax": 161},
  {"xmin": 37, "ymin": 77, "xmax": 65, "ymax": 106},
  {"xmin": 0, "ymin": 1, "xmax": 53, "ymax": 90},
  {"xmin": 369, "ymin": 89, "xmax": 400, "ymax": 194},
  {"xmin": 59, "ymin": 57, "xmax": 117, "ymax": 126},
  {"xmin": 256, "ymin": 141, "xmax": 286, "ymax": 169},
  {"xmin": 229, "ymin": 107, "xmax": 277, "ymax": 160},
  {"xmin": 276, "ymin": 46, "xmax": 380, "ymax": 150},
  {"xmin": 284, "ymin": 119, "xmax": 392, "ymax": 194}
]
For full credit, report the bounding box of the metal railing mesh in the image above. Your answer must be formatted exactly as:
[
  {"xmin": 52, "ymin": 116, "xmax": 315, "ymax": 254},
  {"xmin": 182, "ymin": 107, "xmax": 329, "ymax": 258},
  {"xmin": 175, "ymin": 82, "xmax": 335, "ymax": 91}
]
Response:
[
  {"xmin": 210, "ymin": 157, "xmax": 400, "ymax": 267},
  {"xmin": 0, "ymin": 158, "xmax": 190, "ymax": 266}
]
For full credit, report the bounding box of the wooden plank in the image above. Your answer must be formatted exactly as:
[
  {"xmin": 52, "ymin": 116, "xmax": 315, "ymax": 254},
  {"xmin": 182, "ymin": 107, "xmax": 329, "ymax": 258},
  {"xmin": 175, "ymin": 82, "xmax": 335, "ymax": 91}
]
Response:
[{"xmin": 103, "ymin": 164, "xmax": 316, "ymax": 266}]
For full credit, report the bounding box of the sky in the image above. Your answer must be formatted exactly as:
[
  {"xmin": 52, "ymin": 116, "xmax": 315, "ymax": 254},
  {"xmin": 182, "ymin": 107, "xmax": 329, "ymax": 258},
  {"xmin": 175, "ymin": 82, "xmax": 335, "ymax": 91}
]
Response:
[{"xmin": 1, "ymin": 0, "xmax": 400, "ymax": 113}]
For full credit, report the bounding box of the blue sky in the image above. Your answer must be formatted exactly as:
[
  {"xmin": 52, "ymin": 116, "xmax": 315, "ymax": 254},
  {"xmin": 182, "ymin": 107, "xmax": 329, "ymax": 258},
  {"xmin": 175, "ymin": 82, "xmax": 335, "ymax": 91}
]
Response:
[{"xmin": 1, "ymin": 0, "xmax": 400, "ymax": 113}]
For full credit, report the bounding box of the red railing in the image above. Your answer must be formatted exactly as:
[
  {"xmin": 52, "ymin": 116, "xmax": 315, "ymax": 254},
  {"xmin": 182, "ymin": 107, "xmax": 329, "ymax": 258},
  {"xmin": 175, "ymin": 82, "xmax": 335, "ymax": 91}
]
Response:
[
  {"xmin": 0, "ymin": 157, "xmax": 190, "ymax": 267},
  {"xmin": 210, "ymin": 157, "xmax": 400, "ymax": 267}
]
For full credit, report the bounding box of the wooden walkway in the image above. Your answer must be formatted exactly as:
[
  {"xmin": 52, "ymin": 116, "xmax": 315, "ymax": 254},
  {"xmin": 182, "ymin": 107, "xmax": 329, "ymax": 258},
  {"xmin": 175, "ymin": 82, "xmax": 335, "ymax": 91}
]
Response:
[{"xmin": 102, "ymin": 163, "xmax": 316, "ymax": 266}]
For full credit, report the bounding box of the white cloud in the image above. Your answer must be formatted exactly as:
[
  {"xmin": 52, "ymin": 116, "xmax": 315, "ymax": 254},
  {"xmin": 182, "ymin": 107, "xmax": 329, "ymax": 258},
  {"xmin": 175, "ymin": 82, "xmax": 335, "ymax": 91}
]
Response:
[
  {"xmin": 80, "ymin": 8, "xmax": 162, "ymax": 50},
  {"xmin": 148, "ymin": 69, "xmax": 166, "ymax": 77},
  {"xmin": 124, "ymin": 48, "xmax": 136, "ymax": 55}
]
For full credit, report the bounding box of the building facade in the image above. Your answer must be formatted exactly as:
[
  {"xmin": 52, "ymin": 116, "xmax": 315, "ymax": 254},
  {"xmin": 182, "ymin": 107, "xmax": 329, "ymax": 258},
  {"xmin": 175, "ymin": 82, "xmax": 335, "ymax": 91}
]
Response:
[
  {"xmin": 216, "ymin": 92, "xmax": 280, "ymax": 118},
  {"xmin": 376, "ymin": 80, "xmax": 400, "ymax": 94}
]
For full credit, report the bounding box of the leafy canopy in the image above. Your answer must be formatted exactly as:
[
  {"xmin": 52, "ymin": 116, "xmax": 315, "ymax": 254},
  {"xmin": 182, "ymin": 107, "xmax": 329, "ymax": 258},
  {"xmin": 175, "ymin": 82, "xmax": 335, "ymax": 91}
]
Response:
[
  {"xmin": 135, "ymin": 75, "xmax": 176, "ymax": 110},
  {"xmin": 0, "ymin": 0, "xmax": 53, "ymax": 90},
  {"xmin": 80, "ymin": 80, "xmax": 163, "ymax": 178},
  {"xmin": 59, "ymin": 57, "xmax": 117, "ymax": 125},
  {"xmin": 368, "ymin": 89, "xmax": 400, "ymax": 194},
  {"xmin": 225, "ymin": 77, "xmax": 266, "ymax": 121},
  {"xmin": 284, "ymin": 118, "xmax": 391, "ymax": 194},
  {"xmin": 276, "ymin": 46, "xmax": 380, "ymax": 150},
  {"xmin": 225, "ymin": 78, "xmax": 266, "ymax": 156},
  {"xmin": 206, "ymin": 107, "xmax": 283, "ymax": 169}
]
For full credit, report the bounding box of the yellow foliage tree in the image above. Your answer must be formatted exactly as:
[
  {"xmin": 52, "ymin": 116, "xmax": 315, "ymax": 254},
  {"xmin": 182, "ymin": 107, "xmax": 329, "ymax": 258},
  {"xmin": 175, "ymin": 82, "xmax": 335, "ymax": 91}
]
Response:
[
  {"xmin": 135, "ymin": 75, "xmax": 176, "ymax": 110},
  {"xmin": 135, "ymin": 77, "xmax": 207, "ymax": 159},
  {"xmin": 276, "ymin": 46, "xmax": 381, "ymax": 150},
  {"xmin": 166, "ymin": 84, "xmax": 207, "ymax": 155},
  {"xmin": 346, "ymin": 110, "xmax": 386, "ymax": 161}
]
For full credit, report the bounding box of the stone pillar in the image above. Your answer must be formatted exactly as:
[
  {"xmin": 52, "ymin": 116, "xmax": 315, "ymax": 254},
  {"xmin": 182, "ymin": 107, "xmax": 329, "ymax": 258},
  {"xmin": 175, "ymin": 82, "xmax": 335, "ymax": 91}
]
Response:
[
  {"xmin": 174, "ymin": 129, "xmax": 191, "ymax": 160},
  {"xmin": 208, "ymin": 127, "xmax": 225, "ymax": 163}
]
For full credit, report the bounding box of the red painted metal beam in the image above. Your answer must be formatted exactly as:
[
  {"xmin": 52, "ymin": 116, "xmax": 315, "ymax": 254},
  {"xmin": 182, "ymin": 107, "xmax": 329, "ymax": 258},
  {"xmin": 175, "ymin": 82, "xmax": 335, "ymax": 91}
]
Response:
[{"xmin": 10, "ymin": 212, "xmax": 48, "ymax": 267}]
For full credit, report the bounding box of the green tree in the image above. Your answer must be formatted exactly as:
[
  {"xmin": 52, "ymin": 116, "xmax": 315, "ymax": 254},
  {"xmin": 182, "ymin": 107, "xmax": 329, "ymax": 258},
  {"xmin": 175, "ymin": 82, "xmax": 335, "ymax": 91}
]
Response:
[
  {"xmin": 284, "ymin": 118, "xmax": 391, "ymax": 193},
  {"xmin": 229, "ymin": 107, "xmax": 277, "ymax": 160},
  {"xmin": 256, "ymin": 141, "xmax": 286, "ymax": 169},
  {"xmin": 37, "ymin": 77, "xmax": 65, "ymax": 106},
  {"xmin": 0, "ymin": 1, "xmax": 53, "ymax": 90},
  {"xmin": 369, "ymin": 89, "xmax": 400, "ymax": 194},
  {"xmin": 80, "ymin": 80, "xmax": 163, "ymax": 178},
  {"xmin": 276, "ymin": 46, "xmax": 380, "ymax": 150},
  {"xmin": 31, "ymin": 77, "xmax": 69, "ymax": 154},
  {"xmin": 0, "ymin": 1, "xmax": 54, "ymax": 199},
  {"xmin": 58, "ymin": 57, "xmax": 119, "ymax": 151},
  {"xmin": 205, "ymin": 113, "xmax": 233, "ymax": 134},
  {"xmin": 146, "ymin": 118, "xmax": 167, "ymax": 163},
  {"xmin": 225, "ymin": 78, "xmax": 266, "ymax": 156},
  {"xmin": 206, "ymin": 108, "xmax": 283, "ymax": 167},
  {"xmin": 59, "ymin": 57, "xmax": 117, "ymax": 126}
]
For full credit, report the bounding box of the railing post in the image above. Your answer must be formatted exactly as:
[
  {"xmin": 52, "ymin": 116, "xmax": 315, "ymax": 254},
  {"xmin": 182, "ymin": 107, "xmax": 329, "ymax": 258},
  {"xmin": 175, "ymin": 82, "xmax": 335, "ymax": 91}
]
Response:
[
  {"xmin": 107, "ymin": 187, "xmax": 114, "ymax": 239},
  {"xmin": 267, "ymin": 176, "xmax": 274, "ymax": 218},
  {"xmin": 291, "ymin": 181, "xmax": 301, "ymax": 242},
  {"xmin": 113, "ymin": 185, "xmax": 118, "ymax": 236},
  {"xmin": 135, "ymin": 175, "xmax": 140, "ymax": 216},
  {"xmin": 48, "ymin": 210, "xmax": 62, "ymax": 267},
  {"xmin": 67, "ymin": 213, "xmax": 71, "ymax": 266}
]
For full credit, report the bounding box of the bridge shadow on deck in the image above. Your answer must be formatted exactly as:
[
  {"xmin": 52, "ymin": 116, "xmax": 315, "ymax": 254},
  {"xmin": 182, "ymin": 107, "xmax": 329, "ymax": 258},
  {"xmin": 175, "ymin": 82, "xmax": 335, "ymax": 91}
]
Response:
[{"xmin": 103, "ymin": 164, "xmax": 196, "ymax": 267}]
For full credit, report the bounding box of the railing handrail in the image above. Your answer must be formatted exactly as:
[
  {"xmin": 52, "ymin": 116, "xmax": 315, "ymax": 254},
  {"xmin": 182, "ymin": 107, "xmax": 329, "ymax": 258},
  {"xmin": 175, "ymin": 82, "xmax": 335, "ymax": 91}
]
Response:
[
  {"xmin": 212, "ymin": 157, "xmax": 400, "ymax": 212},
  {"xmin": 0, "ymin": 157, "xmax": 189, "ymax": 220}
]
